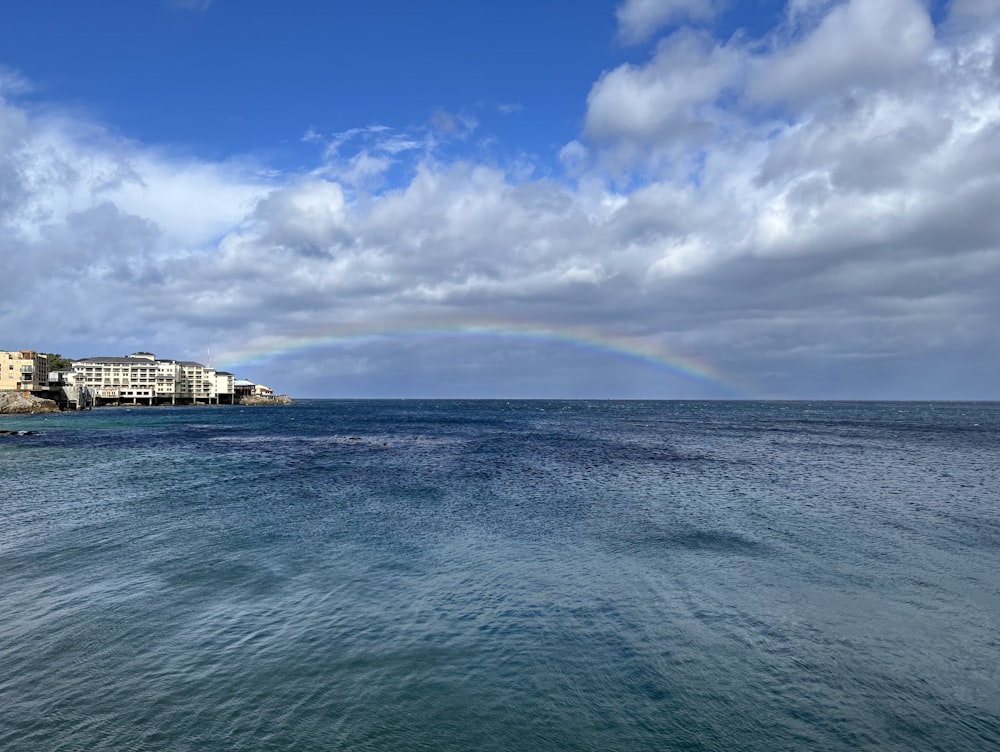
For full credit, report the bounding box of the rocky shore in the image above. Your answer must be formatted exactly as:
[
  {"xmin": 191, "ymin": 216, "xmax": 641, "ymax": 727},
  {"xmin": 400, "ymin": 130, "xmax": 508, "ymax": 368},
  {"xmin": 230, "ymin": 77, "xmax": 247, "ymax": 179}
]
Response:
[
  {"xmin": 237, "ymin": 394, "xmax": 294, "ymax": 405},
  {"xmin": 0, "ymin": 390, "xmax": 293, "ymax": 414},
  {"xmin": 0, "ymin": 392, "xmax": 60, "ymax": 414}
]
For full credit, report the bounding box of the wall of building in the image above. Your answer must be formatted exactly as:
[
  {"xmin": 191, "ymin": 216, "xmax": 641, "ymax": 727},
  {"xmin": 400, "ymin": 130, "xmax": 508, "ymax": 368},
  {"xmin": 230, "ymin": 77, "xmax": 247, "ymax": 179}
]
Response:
[{"xmin": 0, "ymin": 350, "xmax": 49, "ymax": 391}]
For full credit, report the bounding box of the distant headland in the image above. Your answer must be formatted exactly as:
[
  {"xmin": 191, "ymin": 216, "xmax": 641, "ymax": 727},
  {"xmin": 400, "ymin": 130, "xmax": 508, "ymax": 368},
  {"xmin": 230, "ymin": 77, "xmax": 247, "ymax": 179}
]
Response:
[{"xmin": 1, "ymin": 349, "xmax": 292, "ymax": 413}]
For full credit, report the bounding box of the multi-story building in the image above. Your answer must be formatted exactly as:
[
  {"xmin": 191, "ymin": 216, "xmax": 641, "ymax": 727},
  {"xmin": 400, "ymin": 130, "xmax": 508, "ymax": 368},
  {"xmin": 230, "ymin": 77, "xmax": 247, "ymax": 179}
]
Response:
[
  {"xmin": 73, "ymin": 353, "xmax": 157, "ymax": 403},
  {"xmin": 215, "ymin": 372, "xmax": 236, "ymax": 401},
  {"xmin": 177, "ymin": 361, "xmax": 212, "ymax": 403},
  {"xmin": 0, "ymin": 350, "xmax": 49, "ymax": 392},
  {"xmin": 72, "ymin": 352, "xmax": 235, "ymax": 405}
]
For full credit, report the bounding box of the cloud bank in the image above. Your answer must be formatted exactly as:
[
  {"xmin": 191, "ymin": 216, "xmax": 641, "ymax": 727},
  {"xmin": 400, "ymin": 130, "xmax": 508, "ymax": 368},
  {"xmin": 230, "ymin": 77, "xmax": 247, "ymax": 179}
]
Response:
[{"xmin": 2, "ymin": 0, "xmax": 998, "ymax": 398}]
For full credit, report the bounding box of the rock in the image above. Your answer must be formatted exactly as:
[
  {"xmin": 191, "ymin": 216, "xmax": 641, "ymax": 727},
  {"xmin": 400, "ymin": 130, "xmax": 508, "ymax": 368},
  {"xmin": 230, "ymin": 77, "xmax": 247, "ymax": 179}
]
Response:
[
  {"xmin": 236, "ymin": 394, "xmax": 294, "ymax": 405},
  {"xmin": 0, "ymin": 392, "xmax": 60, "ymax": 414}
]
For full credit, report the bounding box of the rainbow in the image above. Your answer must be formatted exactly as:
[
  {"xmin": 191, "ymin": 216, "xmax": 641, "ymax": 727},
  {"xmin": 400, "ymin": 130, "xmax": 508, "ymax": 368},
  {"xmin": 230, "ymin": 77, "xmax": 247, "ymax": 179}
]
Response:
[{"xmin": 218, "ymin": 320, "xmax": 750, "ymax": 396}]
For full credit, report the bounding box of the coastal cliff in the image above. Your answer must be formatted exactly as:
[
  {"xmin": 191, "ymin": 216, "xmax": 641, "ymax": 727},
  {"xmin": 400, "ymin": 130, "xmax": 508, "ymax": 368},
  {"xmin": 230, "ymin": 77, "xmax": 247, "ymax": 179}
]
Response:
[{"xmin": 0, "ymin": 392, "xmax": 60, "ymax": 414}]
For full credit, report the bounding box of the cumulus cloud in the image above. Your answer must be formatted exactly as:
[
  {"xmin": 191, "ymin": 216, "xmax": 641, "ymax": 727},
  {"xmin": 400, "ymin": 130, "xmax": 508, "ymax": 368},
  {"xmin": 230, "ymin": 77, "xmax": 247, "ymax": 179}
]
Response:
[
  {"xmin": 584, "ymin": 28, "xmax": 743, "ymax": 170},
  {"xmin": 0, "ymin": 89, "xmax": 268, "ymax": 350},
  {"xmin": 616, "ymin": 0, "xmax": 721, "ymax": 45},
  {"xmin": 747, "ymin": 0, "xmax": 935, "ymax": 104}
]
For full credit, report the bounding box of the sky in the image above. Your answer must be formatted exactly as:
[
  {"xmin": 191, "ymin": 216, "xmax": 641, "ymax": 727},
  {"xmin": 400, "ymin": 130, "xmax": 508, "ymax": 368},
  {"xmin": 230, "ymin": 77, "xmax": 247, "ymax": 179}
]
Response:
[{"xmin": 1, "ymin": 0, "xmax": 998, "ymax": 399}]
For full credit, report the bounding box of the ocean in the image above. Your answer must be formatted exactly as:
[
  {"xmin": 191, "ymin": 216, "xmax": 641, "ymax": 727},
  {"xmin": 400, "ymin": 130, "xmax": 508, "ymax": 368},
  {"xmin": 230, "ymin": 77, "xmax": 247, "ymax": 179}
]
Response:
[{"xmin": 1, "ymin": 400, "xmax": 998, "ymax": 751}]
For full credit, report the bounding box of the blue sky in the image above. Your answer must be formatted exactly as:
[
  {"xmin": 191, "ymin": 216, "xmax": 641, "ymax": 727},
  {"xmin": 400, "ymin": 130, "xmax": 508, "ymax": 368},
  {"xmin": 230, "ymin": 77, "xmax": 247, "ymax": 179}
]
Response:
[
  {"xmin": 2, "ymin": 1, "xmax": 633, "ymax": 165},
  {"xmin": 0, "ymin": 2, "xmax": 800, "ymax": 154},
  {"xmin": 1, "ymin": 0, "xmax": 997, "ymax": 399}
]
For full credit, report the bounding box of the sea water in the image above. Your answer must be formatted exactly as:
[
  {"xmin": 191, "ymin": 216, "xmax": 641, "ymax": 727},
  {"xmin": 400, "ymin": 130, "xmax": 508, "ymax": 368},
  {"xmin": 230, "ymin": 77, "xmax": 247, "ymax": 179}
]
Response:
[{"xmin": 1, "ymin": 400, "xmax": 998, "ymax": 751}]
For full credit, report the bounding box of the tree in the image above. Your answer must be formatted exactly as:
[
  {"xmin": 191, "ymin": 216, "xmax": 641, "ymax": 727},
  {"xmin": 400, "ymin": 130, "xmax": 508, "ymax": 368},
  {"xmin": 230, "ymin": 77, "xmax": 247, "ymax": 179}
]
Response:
[{"xmin": 44, "ymin": 353, "xmax": 74, "ymax": 371}]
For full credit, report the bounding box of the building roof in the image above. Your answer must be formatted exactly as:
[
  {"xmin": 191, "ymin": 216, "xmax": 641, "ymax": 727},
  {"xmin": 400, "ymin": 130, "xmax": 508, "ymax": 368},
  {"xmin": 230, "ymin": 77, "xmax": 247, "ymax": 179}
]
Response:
[
  {"xmin": 76, "ymin": 356, "xmax": 140, "ymax": 364},
  {"xmin": 76, "ymin": 356, "xmax": 209, "ymax": 368}
]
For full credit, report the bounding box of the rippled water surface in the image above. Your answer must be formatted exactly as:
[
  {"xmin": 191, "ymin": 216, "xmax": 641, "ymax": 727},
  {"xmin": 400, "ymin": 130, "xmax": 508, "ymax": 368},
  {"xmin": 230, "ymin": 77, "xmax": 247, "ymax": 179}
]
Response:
[{"xmin": 2, "ymin": 400, "xmax": 998, "ymax": 750}]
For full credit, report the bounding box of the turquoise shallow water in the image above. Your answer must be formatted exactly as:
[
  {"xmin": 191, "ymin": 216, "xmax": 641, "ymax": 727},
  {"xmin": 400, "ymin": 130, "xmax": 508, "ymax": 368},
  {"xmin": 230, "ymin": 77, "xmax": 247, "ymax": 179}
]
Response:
[{"xmin": 1, "ymin": 400, "xmax": 999, "ymax": 750}]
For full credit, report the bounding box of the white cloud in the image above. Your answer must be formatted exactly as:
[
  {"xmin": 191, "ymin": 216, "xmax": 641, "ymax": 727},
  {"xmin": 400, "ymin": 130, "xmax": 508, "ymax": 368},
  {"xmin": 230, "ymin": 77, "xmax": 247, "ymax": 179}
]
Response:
[
  {"xmin": 430, "ymin": 108, "xmax": 478, "ymax": 137},
  {"xmin": 616, "ymin": 0, "xmax": 720, "ymax": 45},
  {"xmin": 252, "ymin": 179, "xmax": 350, "ymax": 256},
  {"xmin": 320, "ymin": 150, "xmax": 394, "ymax": 190},
  {"xmin": 0, "ymin": 99, "xmax": 267, "ymax": 251},
  {"xmin": 585, "ymin": 29, "xmax": 742, "ymax": 149},
  {"xmin": 0, "ymin": 65, "xmax": 32, "ymax": 95},
  {"xmin": 497, "ymin": 102, "xmax": 524, "ymax": 115},
  {"xmin": 110, "ymin": 156, "xmax": 268, "ymax": 248},
  {"xmin": 747, "ymin": 0, "xmax": 935, "ymax": 104}
]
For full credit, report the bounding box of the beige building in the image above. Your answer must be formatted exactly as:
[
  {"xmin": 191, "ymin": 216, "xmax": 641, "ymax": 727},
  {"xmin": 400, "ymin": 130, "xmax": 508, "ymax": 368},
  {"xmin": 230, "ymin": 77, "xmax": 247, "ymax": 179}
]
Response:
[{"xmin": 0, "ymin": 350, "xmax": 49, "ymax": 392}]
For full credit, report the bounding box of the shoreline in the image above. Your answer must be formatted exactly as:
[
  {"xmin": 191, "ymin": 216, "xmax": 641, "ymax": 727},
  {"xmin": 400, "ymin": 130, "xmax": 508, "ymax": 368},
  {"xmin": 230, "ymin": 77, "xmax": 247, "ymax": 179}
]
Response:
[{"xmin": 0, "ymin": 392, "xmax": 294, "ymax": 416}]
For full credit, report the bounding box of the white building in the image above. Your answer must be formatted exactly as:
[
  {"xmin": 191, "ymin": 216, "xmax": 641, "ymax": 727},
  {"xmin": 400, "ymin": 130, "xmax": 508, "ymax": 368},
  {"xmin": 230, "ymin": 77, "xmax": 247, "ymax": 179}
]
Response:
[
  {"xmin": 72, "ymin": 352, "xmax": 235, "ymax": 405},
  {"xmin": 215, "ymin": 371, "xmax": 236, "ymax": 400}
]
